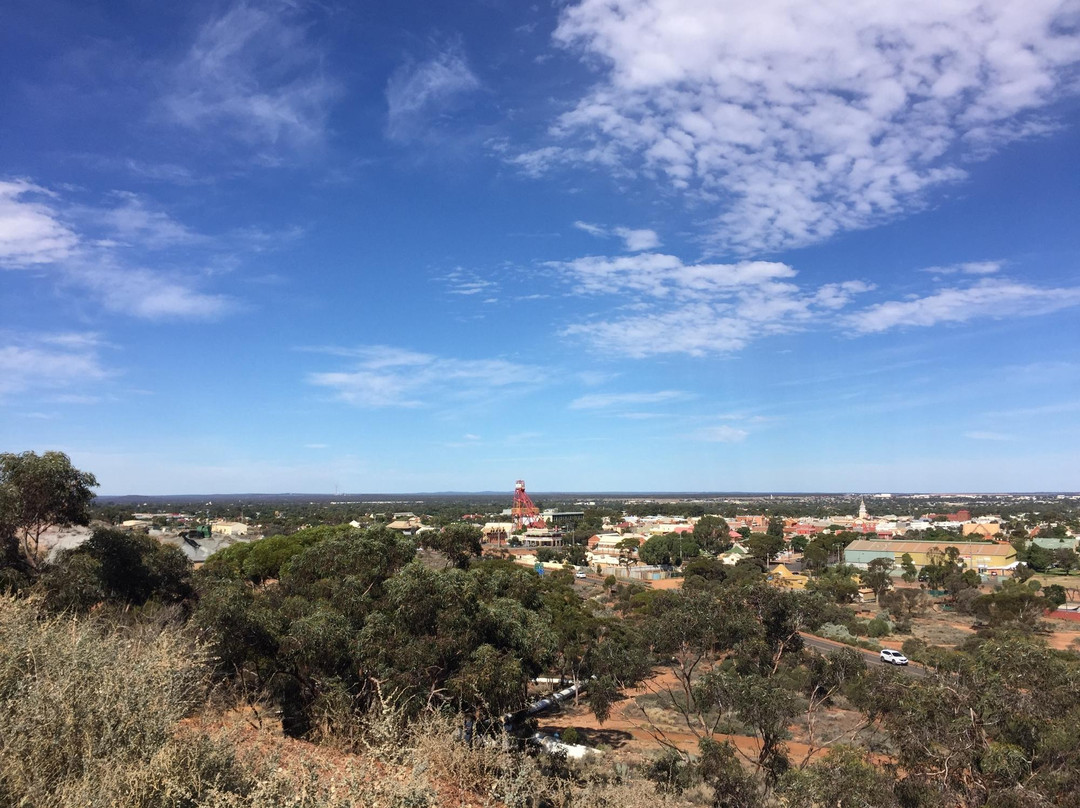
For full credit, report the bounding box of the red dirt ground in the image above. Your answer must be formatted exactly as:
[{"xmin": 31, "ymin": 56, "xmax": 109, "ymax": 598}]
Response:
[{"xmin": 535, "ymin": 667, "xmax": 826, "ymax": 763}]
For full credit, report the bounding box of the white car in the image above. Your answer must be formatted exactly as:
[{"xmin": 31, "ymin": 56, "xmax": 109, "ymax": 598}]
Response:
[
  {"xmin": 575, "ymin": 571, "xmax": 587, "ymax": 578},
  {"xmin": 880, "ymin": 649, "xmax": 908, "ymax": 666}
]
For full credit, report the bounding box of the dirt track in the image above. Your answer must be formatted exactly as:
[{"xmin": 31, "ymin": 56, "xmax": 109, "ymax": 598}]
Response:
[{"xmin": 535, "ymin": 668, "xmax": 825, "ymax": 762}]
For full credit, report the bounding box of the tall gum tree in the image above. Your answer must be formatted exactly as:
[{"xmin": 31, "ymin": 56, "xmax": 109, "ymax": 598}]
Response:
[{"xmin": 0, "ymin": 451, "xmax": 98, "ymax": 570}]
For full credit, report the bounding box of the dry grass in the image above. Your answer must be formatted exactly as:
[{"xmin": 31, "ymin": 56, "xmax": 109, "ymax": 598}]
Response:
[
  {"xmin": 0, "ymin": 596, "xmax": 695, "ymax": 808},
  {"xmin": 0, "ymin": 597, "xmax": 231, "ymax": 806},
  {"xmin": 909, "ymin": 611, "xmax": 976, "ymax": 648}
]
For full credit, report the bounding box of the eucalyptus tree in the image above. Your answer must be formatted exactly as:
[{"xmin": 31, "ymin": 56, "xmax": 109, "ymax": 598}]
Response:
[{"xmin": 0, "ymin": 451, "xmax": 98, "ymax": 570}]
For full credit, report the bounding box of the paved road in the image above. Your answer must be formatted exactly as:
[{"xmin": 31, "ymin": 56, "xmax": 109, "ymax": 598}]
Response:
[{"xmin": 801, "ymin": 634, "xmax": 929, "ymax": 678}]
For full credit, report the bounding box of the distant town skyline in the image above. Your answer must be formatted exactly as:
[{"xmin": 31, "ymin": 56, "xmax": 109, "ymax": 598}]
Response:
[{"xmin": 3, "ymin": 0, "xmax": 1080, "ymax": 494}]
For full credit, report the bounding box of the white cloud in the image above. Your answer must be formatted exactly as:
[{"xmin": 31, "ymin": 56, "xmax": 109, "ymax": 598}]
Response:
[
  {"xmin": 569, "ymin": 390, "xmax": 689, "ymax": 409},
  {"xmin": 306, "ymin": 345, "xmax": 540, "ymax": 407},
  {"xmin": 303, "ymin": 344, "xmax": 432, "ymax": 367},
  {"xmin": 714, "ymin": 412, "xmax": 772, "ymax": 424},
  {"xmin": 76, "ymin": 192, "xmax": 203, "ymax": 248},
  {"xmin": 696, "ymin": 425, "xmax": 749, "ymax": 443},
  {"xmin": 519, "ymin": 0, "xmax": 1080, "ymax": 253},
  {"xmin": 0, "ymin": 332, "xmax": 113, "ymax": 398},
  {"xmin": 961, "ymin": 117, "xmax": 1064, "ymax": 159},
  {"xmin": 0, "ymin": 180, "xmax": 235, "ymax": 320},
  {"xmin": 576, "ymin": 370, "xmax": 621, "ymax": 386},
  {"xmin": 76, "ymin": 155, "xmax": 208, "ymax": 186},
  {"xmin": 164, "ymin": 4, "xmax": 339, "ymax": 153},
  {"xmin": 572, "ymin": 220, "xmax": 661, "ymax": 251},
  {"xmin": 984, "ymin": 401, "xmax": 1080, "ymax": 418},
  {"xmin": 441, "ymin": 266, "xmax": 498, "ymax": 297},
  {"xmin": 919, "ymin": 261, "xmax": 1003, "ymax": 275},
  {"xmin": 0, "ymin": 181, "xmax": 79, "ymax": 266},
  {"xmin": 385, "ymin": 42, "xmax": 481, "ymax": 142},
  {"xmin": 964, "ymin": 431, "xmax": 1015, "ymax": 441},
  {"xmin": 553, "ymin": 243, "xmax": 1075, "ymax": 356},
  {"xmin": 66, "ymin": 259, "xmax": 234, "ymax": 320},
  {"xmin": 614, "ymin": 227, "xmax": 660, "ymax": 251},
  {"xmin": 553, "ymin": 251, "xmax": 873, "ymax": 356},
  {"xmin": 573, "ymin": 220, "xmax": 607, "ymax": 237},
  {"xmin": 48, "ymin": 394, "xmax": 105, "ymax": 405},
  {"xmin": 555, "ymin": 252, "xmax": 801, "ymax": 297},
  {"xmin": 847, "ymin": 278, "xmax": 1080, "ymax": 333}
]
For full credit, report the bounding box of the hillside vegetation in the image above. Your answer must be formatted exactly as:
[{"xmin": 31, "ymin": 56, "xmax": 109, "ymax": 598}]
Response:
[{"xmin": 3, "ymin": 453, "xmax": 1080, "ymax": 807}]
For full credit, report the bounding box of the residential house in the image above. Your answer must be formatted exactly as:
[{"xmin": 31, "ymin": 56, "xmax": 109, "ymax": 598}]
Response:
[{"xmin": 766, "ymin": 563, "xmax": 809, "ymax": 590}]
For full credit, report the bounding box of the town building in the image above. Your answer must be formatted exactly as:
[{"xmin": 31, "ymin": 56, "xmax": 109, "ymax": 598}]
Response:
[
  {"xmin": 386, "ymin": 516, "xmax": 425, "ymax": 536},
  {"xmin": 766, "ymin": 564, "xmax": 809, "ymax": 590},
  {"xmin": 481, "ymin": 522, "xmax": 514, "ymax": 543},
  {"xmin": 1030, "ymin": 536, "xmax": 1079, "ymax": 551},
  {"xmin": 718, "ymin": 543, "xmax": 749, "ymax": 565},
  {"xmin": 843, "ymin": 539, "xmax": 1016, "ymax": 574}
]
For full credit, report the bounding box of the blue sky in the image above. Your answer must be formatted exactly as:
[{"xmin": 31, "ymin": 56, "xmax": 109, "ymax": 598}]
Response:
[{"xmin": 3, "ymin": 0, "xmax": 1080, "ymax": 495}]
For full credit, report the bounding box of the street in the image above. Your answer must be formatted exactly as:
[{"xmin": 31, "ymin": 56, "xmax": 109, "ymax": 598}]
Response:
[{"xmin": 801, "ymin": 634, "xmax": 929, "ymax": 678}]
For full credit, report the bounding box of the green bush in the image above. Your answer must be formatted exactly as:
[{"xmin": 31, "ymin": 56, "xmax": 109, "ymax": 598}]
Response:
[
  {"xmin": 816, "ymin": 623, "xmax": 881, "ymax": 651},
  {"xmin": 901, "ymin": 637, "xmax": 928, "ymax": 662},
  {"xmin": 892, "ymin": 618, "xmax": 913, "ymax": 634},
  {"xmin": 643, "ymin": 748, "xmax": 696, "ymax": 795},
  {"xmin": 866, "ymin": 618, "xmax": 890, "ymax": 638},
  {"xmin": 41, "ymin": 528, "xmax": 194, "ymax": 612},
  {"xmin": 201, "ymin": 524, "xmax": 359, "ymax": 584},
  {"xmin": 846, "ymin": 618, "xmax": 869, "ymax": 637},
  {"xmin": 818, "ymin": 622, "xmax": 857, "ymax": 644},
  {"xmin": 1043, "ymin": 584, "xmax": 1067, "ymax": 607},
  {"xmin": 560, "ymin": 726, "xmax": 580, "ymax": 744}
]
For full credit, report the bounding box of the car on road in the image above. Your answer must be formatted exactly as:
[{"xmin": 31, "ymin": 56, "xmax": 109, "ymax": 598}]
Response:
[
  {"xmin": 880, "ymin": 648, "xmax": 909, "ymax": 666},
  {"xmin": 575, "ymin": 570, "xmax": 587, "ymax": 578}
]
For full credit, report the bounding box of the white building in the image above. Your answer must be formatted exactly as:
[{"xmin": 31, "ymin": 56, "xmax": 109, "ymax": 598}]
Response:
[{"xmin": 211, "ymin": 521, "xmax": 249, "ymax": 536}]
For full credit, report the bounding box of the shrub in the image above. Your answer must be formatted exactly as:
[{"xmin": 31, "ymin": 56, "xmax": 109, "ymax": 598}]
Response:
[
  {"xmin": 924, "ymin": 647, "xmax": 964, "ymax": 672},
  {"xmin": 846, "ymin": 618, "xmax": 869, "ymax": 637},
  {"xmin": 226, "ymin": 524, "xmax": 356, "ymax": 583},
  {"xmin": 643, "ymin": 748, "xmax": 696, "ymax": 795},
  {"xmin": 561, "ymin": 726, "xmax": 580, "ymax": 744},
  {"xmin": 0, "ymin": 595, "xmax": 236, "ymax": 805},
  {"xmin": 954, "ymin": 587, "xmax": 982, "ymax": 614},
  {"xmin": 866, "ymin": 618, "xmax": 890, "ymax": 638},
  {"xmin": 892, "ymin": 618, "xmax": 913, "ymax": 634},
  {"xmin": 818, "ymin": 622, "xmax": 858, "ymax": 644},
  {"xmin": 41, "ymin": 528, "xmax": 193, "ymax": 611},
  {"xmin": 816, "ymin": 622, "xmax": 881, "ymax": 651},
  {"xmin": 901, "ymin": 637, "xmax": 928, "ymax": 662},
  {"xmin": 1043, "ymin": 584, "xmax": 1067, "ymax": 607},
  {"xmin": 0, "ymin": 596, "xmax": 710, "ymax": 808}
]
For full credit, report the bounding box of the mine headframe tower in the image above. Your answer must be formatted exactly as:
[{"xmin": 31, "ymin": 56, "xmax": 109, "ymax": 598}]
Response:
[{"xmin": 511, "ymin": 479, "xmax": 545, "ymax": 530}]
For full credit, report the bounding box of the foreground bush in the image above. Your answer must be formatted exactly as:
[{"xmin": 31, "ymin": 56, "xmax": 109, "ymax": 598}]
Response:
[
  {"xmin": 0, "ymin": 596, "xmax": 244, "ymax": 806},
  {"xmin": 0, "ymin": 596, "xmax": 689, "ymax": 808}
]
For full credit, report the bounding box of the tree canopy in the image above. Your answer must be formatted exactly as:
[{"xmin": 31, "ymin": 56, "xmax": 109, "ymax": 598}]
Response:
[
  {"xmin": 693, "ymin": 515, "xmax": 732, "ymax": 554},
  {"xmin": 43, "ymin": 527, "xmax": 194, "ymax": 612},
  {"xmin": 0, "ymin": 451, "xmax": 98, "ymax": 569},
  {"xmin": 639, "ymin": 532, "xmax": 699, "ymax": 566},
  {"xmin": 195, "ymin": 525, "xmax": 645, "ymax": 737}
]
